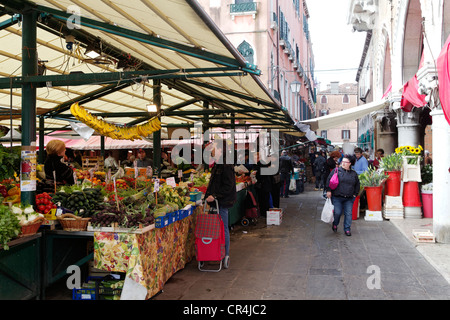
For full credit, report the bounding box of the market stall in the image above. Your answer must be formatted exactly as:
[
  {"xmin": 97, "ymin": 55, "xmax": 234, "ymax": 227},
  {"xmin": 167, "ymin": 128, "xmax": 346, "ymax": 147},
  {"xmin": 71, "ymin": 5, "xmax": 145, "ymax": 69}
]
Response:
[{"xmin": 0, "ymin": 0, "xmax": 301, "ymax": 301}]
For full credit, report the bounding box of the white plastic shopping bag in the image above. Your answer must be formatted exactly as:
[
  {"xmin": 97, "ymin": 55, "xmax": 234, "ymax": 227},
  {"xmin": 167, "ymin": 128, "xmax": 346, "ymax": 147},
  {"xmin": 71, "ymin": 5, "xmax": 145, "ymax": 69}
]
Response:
[
  {"xmin": 289, "ymin": 178, "xmax": 296, "ymax": 191},
  {"xmin": 321, "ymin": 198, "xmax": 334, "ymax": 224}
]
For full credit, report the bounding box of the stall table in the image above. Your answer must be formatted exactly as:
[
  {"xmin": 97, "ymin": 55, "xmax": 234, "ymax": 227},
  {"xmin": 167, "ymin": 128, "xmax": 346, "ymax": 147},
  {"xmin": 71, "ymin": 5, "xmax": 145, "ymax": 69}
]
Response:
[
  {"xmin": 93, "ymin": 206, "xmax": 200, "ymax": 299},
  {"xmin": 0, "ymin": 234, "xmax": 42, "ymax": 300}
]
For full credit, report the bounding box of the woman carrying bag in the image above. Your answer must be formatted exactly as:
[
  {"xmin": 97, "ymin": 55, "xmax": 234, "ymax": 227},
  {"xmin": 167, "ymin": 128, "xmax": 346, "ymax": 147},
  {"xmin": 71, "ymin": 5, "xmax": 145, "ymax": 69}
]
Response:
[{"xmin": 325, "ymin": 155, "xmax": 360, "ymax": 236}]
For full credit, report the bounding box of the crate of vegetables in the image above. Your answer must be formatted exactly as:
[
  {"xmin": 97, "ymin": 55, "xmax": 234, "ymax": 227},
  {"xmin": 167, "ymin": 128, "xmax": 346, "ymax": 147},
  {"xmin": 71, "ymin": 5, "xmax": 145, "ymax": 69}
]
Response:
[{"xmin": 35, "ymin": 192, "xmax": 57, "ymax": 217}]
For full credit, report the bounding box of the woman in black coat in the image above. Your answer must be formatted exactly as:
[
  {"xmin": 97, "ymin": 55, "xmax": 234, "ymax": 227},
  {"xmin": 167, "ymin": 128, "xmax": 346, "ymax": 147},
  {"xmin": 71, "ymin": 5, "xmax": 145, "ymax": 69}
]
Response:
[
  {"xmin": 204, "ymin": 140, "xmax": 237, "ymax": 267},
  {"xmin": 254, "ymin": 152, "xmax": 272, "ymax": 217},
  {"xmin": 44, "ymin": 140, "xmax": 75, "ymax": 185},
  {"xmin": 325, "ymin": 155, "xmax": 360, "ymax": 236}
]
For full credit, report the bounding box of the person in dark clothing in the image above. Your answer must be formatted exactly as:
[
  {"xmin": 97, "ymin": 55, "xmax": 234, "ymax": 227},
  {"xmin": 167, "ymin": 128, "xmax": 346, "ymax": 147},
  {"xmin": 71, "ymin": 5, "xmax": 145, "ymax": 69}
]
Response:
[
  {"xmin": 313, "ymin": 152, "xmax": 326, "ymax": 190},
  {"xmin": 44, "ymin": 139, "xmax": 75, "ymax": 185},
  {"xmin": 254, "ymin": 152, "xmax": 272, "ymax": 216},
  {"xmin": 321, "ymin": 150, "xmax": 341, "ymax": 199},
  {"xmin": 325, "ymin": 155, "xmax": 360, "ymax": 236},
  {"xmin": 279, "ymin": 150, "xmax": 294, "ymax": 198},
  {"xmin": 269, "ymin": 153, "xmax": 281, "ymax": 208},
  {"xmin": 204, "ymin": 139, "xmax": 237, "ymax": 268}
]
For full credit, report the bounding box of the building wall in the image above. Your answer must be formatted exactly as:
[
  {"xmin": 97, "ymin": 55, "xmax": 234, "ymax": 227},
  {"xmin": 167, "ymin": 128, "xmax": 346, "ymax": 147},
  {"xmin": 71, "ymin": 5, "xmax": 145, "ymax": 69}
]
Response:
[
  {"xmin": 316, "ymin": 82, "xmax": 358, "ymax": 147},
  {"xmin": 196, "ymin": 0, "xmax": 315, "ymax": 122}
]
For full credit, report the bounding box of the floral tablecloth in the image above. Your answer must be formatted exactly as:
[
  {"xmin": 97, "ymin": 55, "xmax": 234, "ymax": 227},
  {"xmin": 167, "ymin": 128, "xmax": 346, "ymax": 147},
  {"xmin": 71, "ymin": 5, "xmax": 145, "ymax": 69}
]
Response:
[{"xmin": 93, "ymin": 206, "xmax": 199, "ymax": 299}]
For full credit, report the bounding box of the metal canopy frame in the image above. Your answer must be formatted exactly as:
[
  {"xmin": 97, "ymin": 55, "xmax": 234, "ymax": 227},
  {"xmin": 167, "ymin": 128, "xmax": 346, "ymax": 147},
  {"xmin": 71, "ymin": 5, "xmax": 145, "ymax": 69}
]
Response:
[{"xmin": 0, "ymin": 0, "xmax": 297, "ymax": 132}]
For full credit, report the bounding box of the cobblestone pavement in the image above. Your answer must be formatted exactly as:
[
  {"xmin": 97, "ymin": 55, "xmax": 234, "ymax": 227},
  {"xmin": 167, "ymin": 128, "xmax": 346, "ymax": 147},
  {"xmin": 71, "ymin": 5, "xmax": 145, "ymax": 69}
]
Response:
[{"xmin": 153, "ymin": 184, "xmax": 450, "ymax": 300}]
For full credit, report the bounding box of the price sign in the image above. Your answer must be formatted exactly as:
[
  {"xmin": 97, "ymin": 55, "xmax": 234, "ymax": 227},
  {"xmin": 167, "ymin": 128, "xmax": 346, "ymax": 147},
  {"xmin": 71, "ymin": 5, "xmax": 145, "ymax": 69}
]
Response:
[
  {"xmin": 166, "ymin": 177, "xmax": 176, "ymax": 187},
  {"xmin": 190, "ymin": 173, "xmax": 194, "ymax": 182},
  {"xmin": 134, "ymin": 160, "xmax": 138, "ymax": 178},
  {"xmin": 89, "ymin": 168, "xmax": 94, "ymax": 180},
  {"xmin": 178, "ymin": 170, "xmax": 183, "ymax": 178},
  {"xmin": 154, "ymin": 178, "xmax": 160, "ymax": 192}
]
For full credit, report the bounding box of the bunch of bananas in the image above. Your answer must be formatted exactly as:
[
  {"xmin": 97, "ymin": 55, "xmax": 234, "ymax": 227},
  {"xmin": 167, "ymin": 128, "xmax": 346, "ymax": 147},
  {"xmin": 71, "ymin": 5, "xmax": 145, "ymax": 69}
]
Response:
[{"xmin": 70, "ymin": 102, "xmax": 161, "ymax": 140}]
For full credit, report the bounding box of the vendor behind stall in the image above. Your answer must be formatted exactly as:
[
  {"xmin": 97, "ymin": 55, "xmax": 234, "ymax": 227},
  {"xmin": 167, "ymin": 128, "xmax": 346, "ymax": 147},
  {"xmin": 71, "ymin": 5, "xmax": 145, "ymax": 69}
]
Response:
[
  {"xmin": 44, "ymin": 139, "xmax": 75, "ymax": 185},
  {"xmin": 136, "ymin": 148, "xmax": 153, "ymax": 167},
  {"xmin": 122, "ymin": 151, "xmax": 135, "ymax": 167}
]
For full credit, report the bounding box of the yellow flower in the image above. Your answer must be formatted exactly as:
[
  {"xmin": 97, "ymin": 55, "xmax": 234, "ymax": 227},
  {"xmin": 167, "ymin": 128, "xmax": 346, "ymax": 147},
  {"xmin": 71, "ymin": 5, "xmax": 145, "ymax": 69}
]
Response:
[
  {"xmin": 395, "ymin": 148, "xmax": 399, "ymax": 154},
  {"xmin": 418, "ymin": 145, "xmax": 423, "ymax": 151}
]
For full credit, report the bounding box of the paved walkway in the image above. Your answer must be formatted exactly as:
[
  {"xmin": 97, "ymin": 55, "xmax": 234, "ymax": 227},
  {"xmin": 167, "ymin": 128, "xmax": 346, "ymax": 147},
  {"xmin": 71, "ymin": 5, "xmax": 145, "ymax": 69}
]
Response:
[{"xmin": 153, "ymin": 184, "xmax": 450, "ymax": 300}]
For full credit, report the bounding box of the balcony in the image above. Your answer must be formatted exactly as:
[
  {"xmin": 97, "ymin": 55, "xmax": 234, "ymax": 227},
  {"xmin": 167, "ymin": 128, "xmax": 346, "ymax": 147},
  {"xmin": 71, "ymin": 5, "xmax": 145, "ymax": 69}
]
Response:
[{"xmin": 230, "ymin": 2, "xmax": 257, "ymax": 20}]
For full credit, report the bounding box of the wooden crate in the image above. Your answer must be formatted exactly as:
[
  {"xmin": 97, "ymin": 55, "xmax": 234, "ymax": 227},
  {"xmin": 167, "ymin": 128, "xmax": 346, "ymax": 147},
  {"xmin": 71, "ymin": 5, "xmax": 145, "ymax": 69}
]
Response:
[
  {"xmin": 412, "ymin": 229, "xmax": 435, "ymax": 243},
  {"xmin": 82, "ymin": 156, "xmax": 104, "ymax": 171}
]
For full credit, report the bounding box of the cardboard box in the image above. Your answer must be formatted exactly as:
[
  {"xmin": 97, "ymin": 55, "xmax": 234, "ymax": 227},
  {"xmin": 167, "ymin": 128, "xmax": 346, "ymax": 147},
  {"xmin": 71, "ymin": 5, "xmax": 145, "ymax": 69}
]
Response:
[
  {"xmin": 267, "ymin": 208, "xmax": 283, "ymax": 225},
  {"xmin": 364, "ymin": 210, "xmax": 383, "ymax": 221}
]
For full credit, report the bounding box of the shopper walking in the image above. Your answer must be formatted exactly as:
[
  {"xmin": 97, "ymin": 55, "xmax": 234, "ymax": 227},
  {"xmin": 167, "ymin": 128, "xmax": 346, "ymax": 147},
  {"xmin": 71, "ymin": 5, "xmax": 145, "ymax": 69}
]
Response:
[
  {"xmin": 279, "ymin": 150, "xmax": 294, "ymax": 198},
  {"xmin": 255, "ymin": 152, "xmax": 273, "ymax": 215},
  {"xmin": 204, "ymin": 139, "xmax": 237, "ymax": 268},
  {"xmin": 313, "ymin": 151, "xmax": 326, "ymax": 190},
  {"xmin": 322, "ymin": 150, "xmax": 341, "ymax": 198},
  {"xmin": 353, "ymin": 147, "xmax": 369, "ymax": 174},
  {"xmin": 371, "ymin": 148, "xmax": 384, "ymax": 169},
  {"xmin": 325, "ymin": 155, "xmax": 360, "ymax": 236}
]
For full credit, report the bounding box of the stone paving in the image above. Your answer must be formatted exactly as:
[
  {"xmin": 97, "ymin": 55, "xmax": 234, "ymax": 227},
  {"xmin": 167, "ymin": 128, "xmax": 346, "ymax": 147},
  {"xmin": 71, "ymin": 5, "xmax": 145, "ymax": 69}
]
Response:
[{"xmin": 153, "ymin": 184, "xmax": 450, "ymax": 300}]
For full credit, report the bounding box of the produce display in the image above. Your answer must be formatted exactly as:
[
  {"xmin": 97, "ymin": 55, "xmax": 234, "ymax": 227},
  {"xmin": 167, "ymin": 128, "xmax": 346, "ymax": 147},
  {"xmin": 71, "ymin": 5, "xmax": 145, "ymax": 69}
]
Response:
[
  {"xmin": 1, "ymin": 150, "xmax": 258, "ymax": 247},
  {"xmin": 35, "ymin": 192, "xmax": 57, "ymax": 215},
  {"xmin": 0, "ymin": 204, "xmax": 21, "ymax": 250}
]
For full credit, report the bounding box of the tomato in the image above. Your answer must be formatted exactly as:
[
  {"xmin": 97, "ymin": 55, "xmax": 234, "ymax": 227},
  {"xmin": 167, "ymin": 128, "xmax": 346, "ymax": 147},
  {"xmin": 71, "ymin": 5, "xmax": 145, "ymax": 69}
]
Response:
[{"xmin": 38, "ymin": 205, "xmax": 46, "ymax": 213}]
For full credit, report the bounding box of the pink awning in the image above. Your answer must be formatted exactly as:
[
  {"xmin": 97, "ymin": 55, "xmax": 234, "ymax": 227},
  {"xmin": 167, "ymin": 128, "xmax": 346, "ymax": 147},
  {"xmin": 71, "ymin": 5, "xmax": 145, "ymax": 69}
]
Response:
[
  {"xmin": 401, "ymin": 53, "xmax": 427, "ymax": 112},
  {"xmin": 437, "ymin": 34, "xmax": 450, "ymax": 126},
  {"xmin": 382, "ymin": 81, "xmax": 392, "ymax": 99}
]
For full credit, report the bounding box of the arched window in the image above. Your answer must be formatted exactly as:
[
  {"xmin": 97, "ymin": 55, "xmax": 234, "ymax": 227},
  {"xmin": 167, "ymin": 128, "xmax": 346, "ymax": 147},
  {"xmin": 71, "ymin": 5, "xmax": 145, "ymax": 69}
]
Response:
[
  {"xmin": 320, "ymin": 95, "xmax": 327, "ymax": 104},
  {"xmin": 342, "ymin": 94, "xmax": 349, "ymax": 104},
  {"xmin": 237, "ymin": 40, "xmax": 254, "ymax": 65}
]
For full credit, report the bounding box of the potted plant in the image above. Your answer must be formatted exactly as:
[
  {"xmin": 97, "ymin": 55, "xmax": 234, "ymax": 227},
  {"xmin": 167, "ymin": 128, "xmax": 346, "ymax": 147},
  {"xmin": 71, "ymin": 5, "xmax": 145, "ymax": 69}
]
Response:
[
  {"xmin": 420, "ymin": 164, "xmax": 433, "ymax": 218},
  {"xmin": 359, "ymin": 167, "xmax": 386, "ymax": 211},
  {"xmin": 379, "ymin": 153, "xmax": 403, "ymax": 196}
]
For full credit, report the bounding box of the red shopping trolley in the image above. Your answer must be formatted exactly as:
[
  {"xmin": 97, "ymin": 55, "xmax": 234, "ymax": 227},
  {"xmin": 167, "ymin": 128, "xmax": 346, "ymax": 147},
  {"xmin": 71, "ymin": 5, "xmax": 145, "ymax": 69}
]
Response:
[{"xmin": 195, "ymin": 199, "xmax": 226, "ymax": 272}]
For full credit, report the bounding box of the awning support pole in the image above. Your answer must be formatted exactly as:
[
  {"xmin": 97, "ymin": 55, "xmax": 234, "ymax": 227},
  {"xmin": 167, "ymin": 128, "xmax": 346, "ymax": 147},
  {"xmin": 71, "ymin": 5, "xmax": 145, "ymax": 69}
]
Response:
[
  {"xmin": 38, "ymin": 115, "xmax": 44, "ymax": 164},
  {"xmin": 153, "ymin": 79, "xmax": 162, "ymax": 178},
  {"xmin": 21, "ymin": 8, "xmax": 37, "ymax": 206}
]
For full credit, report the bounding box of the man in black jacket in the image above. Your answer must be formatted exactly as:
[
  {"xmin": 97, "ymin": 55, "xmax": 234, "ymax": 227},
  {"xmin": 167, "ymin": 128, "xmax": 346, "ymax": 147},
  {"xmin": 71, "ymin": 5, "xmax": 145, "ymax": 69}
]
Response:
[
  {"xmin": 313, "ymin": 152, "xmax": 326, "ymax": 190},
  {"xmin": 279, "ymin": 150, "xmax": 294, "ymax": 198}
]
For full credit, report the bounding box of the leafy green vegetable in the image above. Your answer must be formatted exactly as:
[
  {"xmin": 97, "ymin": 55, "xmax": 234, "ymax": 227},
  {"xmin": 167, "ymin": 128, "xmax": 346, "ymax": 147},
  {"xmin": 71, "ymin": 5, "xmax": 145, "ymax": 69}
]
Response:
[
  {"xmin": 0, "ymin": 145, "xmax": 20, "ymax": 182},
  {"xmin": 0, "ymin": 204, "xmax": 21, "ymax": 250}
]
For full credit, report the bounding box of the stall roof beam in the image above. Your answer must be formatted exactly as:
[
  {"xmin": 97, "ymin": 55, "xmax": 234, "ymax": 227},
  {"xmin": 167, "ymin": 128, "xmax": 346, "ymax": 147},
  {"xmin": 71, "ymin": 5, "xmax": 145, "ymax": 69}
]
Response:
[
  {"xmin": 42, "ymin": 82, "xmax": 134, "ymax": 117},
  {"xmin": 0, "ymin": 12, "xmax": 18, "ymax": 30},
  {"xmin": 0, "ymin": 67, "xmax": 248, "ymax": 89}
]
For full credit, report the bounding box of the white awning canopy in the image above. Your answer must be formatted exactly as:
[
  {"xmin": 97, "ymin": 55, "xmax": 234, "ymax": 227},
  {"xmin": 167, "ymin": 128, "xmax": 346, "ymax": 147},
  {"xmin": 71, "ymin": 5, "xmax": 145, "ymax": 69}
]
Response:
[{"xmin": 300, "ymin": 99, "xmax": 390, "ymax": 132}]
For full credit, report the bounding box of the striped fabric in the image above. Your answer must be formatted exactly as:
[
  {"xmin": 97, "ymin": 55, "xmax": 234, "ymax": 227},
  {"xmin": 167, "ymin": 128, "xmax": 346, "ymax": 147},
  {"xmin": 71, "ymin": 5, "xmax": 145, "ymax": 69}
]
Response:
[{"xmin": 195, "ymin": 214, "xmax": 222, "ymax": 239}]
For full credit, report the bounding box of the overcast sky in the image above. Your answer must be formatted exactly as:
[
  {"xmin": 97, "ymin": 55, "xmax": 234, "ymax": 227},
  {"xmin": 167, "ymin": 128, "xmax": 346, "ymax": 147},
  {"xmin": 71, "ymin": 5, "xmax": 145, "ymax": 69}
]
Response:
[{"xmin": 306, "ymin": 0, "xmax": 367, "ymax": 91}]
